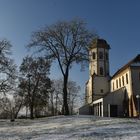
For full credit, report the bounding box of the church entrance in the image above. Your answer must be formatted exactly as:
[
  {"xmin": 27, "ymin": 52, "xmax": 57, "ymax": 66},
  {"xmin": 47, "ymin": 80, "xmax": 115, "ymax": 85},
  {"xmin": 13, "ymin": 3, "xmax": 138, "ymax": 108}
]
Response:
[
  {"xmin": 93, "ymin": 102, "xmax": 103, "ymax": 116},
  {"xmin": 110, "ymin": 105, "xmax": 118, "ymax": 117}
]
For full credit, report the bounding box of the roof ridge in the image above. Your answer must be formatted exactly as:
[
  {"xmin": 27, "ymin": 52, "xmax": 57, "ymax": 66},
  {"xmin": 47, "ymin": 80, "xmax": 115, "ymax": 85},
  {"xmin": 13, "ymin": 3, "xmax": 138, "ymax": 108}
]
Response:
[{"xmin": 111, "ymin": 54, "xmax": 140, "ymax": 78}]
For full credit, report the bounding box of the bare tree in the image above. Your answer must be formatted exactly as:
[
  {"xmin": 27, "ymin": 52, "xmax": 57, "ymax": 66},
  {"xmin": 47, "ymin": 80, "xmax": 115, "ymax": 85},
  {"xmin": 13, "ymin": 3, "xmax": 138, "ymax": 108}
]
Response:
[
  {"xmin": 0, "ymin": 95, "xmax": 14, "ymax": 120},
  {"xmin": 0, "ymin": 39, "xmax": 18, "ymax": 120},
  {"xmin": 13, "ymin": 92, "xmax": 24, "ymax": 119},
  {"xmin": 28, "ymin": 19, "xmax": 97, "ymax": 115},
  {"xmin": 67, "ymin": 81, "xmax": 81, "ymax": 114},
  {"xmin": 19, "ymin": 56, "xmax": 52, "ymax": 119},
  {"xmin": 0, "ymin": 39, "xmax": 17, "ymax": 94},
  {"xmin": 51, "ymin": 79, "xmax": 63, "ymax": 115},
  {"xmin": 52, "ymin": 79, "xmax": 81, "ymax": 115}
]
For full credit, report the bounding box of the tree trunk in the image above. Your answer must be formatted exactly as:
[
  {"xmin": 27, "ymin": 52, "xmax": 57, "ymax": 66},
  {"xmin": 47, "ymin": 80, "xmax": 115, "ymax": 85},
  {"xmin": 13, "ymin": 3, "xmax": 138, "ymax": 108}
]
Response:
[
  {"xmin": 63, "ymin": 72, "xmax": 69, "ymax": 115},
  {"xmin": 71, "ymin": 99, "xmax": 74, "ymax": 115},
  {"xmin": 30, "ymin": 78, "xmax": 39, "ymax": 119},
  {"xmin": 30, "ymin": 102, "xmax": 34, "ymax": 119},
  {"xmin": 26, "ymin": 106, "xmax": 28, "ymax": 119},
  {"xmin": 14, "ymin": 99, "xmax": 23, "ymax": 119},
  {"xmin": 50, "ymin": 93, "xmax": 55, "ymax": 116},
  {"xmin": 55, "ymin": 93, "xmax": 58, "ymax": 115},
  {"xmin": 10, "ymin": 107, "xmax": 15, "ymax": 122},
  {"xmin": 51, "ymin": 102, "xmax": 54, "ymax": 116}
]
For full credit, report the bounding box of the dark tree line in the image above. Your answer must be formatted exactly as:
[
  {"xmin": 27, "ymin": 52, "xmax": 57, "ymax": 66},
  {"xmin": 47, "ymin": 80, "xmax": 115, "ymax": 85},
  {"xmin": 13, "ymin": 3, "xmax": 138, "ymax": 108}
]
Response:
[{"xmin": 19, "ymin": 56, "xmax": 52, "ymax": 119}]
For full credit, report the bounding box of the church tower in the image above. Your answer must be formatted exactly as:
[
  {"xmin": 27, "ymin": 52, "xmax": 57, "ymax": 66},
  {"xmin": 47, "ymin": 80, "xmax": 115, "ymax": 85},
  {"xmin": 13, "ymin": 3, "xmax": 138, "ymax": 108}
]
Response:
[
  {"xmin": 89, "ymin": 39, "xmax": 110, "ymax": 77},
  {"xmin": 86, "ymin": 39, "xmax": 110, "ymax": 104}
]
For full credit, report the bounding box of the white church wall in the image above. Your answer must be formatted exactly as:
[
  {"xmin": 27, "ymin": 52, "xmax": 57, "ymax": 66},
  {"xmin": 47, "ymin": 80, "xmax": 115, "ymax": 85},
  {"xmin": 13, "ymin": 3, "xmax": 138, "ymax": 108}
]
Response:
[
  {"xmin": 110, "ymin": 68, "xmax": 132, "ymax": 98},
  {"xmin": 93, "ymin": 76, "xmax": 110, "ymax": 100},
  {"xmin": 90, "ymin": 61, "xmax": 98, "ymax": 75},
  {"xmin": 86, "ymin": 77, "xmax": 92, "ymax": 104}
]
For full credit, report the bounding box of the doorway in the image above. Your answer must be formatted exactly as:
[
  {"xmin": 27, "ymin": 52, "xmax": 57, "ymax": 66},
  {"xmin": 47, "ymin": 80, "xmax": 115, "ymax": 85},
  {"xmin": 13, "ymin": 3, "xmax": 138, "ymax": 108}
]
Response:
[{"xmin": 110, "ymin": 105, "xmax": 118, "ymax": 117}]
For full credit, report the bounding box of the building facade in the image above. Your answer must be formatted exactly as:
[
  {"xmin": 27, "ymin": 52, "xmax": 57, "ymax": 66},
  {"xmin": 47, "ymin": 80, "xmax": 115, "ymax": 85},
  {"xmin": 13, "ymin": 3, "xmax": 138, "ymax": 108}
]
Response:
[{"xmin": 79, "ymin": 39, "xmax": 140, "ymax": 117}]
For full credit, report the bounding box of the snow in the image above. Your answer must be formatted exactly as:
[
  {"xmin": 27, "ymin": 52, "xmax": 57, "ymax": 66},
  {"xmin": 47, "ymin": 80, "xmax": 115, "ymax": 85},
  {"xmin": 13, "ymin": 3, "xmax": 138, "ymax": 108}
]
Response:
[{"xmin": 0, "ymin": 115, "xmax": 140, "ymax": 140}]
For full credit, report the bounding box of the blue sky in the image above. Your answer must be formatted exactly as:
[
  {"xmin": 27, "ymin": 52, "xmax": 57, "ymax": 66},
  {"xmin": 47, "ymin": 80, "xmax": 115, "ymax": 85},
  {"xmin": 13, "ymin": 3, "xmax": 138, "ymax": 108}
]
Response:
[{"xmin": 0, "ymin": 0, "xmax": 140, "ymax": 95}]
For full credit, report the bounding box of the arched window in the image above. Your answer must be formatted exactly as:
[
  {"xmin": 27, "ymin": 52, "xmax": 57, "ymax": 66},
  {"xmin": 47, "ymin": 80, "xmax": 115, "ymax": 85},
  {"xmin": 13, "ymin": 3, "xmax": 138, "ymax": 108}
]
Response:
[
  {"xmin": 92, "ymin": 52, "xmax": 96, "ymax": 59},
  {"xmin": 126, "ymin": 73, "xmax": 128, "ymax": 84},
  {"xmin": 99, "ymin": 52, "xmax": 103, "ymax": 59},
  {"xmin": 100, "ymin": 67, "xmax": 103, "ymax": 75}
]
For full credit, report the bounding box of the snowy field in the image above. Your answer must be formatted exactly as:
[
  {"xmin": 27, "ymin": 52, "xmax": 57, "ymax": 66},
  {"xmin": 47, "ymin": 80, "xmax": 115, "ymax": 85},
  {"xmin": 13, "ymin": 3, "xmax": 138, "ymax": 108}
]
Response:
[{"xmin": 0, "ymin": 115, "xmax": 140, "ymax": 140}]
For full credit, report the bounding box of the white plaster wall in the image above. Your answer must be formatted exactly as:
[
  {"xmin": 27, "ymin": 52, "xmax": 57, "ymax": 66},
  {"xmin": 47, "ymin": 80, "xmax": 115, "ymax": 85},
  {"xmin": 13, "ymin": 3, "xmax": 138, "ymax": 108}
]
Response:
[
  {"xmin": 110, "ymin": 68, "xmax": 132, "ymax": 98},
  {"xmin": 93, "ymin": 76, "xmax": 109, "ymax": 95},
  {"xmin": 90, "ymin": 61, "xmax": 97, "ymax": 75},
  {"xmin": 86, "ymin": 77, "xmax": 92, "ymax": 103}
]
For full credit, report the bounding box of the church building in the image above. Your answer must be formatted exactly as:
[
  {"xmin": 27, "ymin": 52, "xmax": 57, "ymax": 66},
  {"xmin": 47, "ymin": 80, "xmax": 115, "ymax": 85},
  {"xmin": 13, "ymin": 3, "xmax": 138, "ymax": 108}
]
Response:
[{"xmin": 79, "ymin": 39, "xmax": 140, "ymax": 117}]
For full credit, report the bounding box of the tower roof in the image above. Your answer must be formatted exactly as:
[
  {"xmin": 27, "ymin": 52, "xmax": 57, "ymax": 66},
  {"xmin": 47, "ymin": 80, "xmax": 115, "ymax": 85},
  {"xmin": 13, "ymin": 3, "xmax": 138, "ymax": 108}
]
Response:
[{"xmin": 89, "ymin": 38, "xmax": 110, "ymax": 50}]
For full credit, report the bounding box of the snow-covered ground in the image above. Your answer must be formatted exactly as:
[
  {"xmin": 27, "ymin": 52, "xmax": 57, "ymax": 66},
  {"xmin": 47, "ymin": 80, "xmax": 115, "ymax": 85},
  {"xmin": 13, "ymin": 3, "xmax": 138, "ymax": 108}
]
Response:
[{"xmin": 0, "ymin": 115, "xmax": 140, "ymax": 140}]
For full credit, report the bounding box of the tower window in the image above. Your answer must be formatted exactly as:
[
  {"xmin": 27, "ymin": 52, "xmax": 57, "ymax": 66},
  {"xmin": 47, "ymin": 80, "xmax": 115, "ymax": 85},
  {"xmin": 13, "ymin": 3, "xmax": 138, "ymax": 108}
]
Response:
[
  {"xmin": 100, "ymin": 89, "xmax": 104, "ymax": 93},
  {"xmin": 99, "ymin": 52, "xmax": 103, "ymax": 59},
  {"xmin": 126, "ymin": 73, "xmax": 128, "ymax": 84},
  {"xmin": 100, "ymin": 67, "xmax": 103, "ymax": 75},
  {"xmin": 106, "ymin": 53, "xmax": 109, "ymax": 60},
  {"xmin": 92, "ymin": 52, "xmax": 96, "ymax": 59}
]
